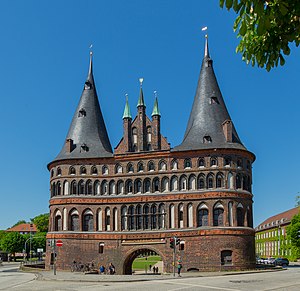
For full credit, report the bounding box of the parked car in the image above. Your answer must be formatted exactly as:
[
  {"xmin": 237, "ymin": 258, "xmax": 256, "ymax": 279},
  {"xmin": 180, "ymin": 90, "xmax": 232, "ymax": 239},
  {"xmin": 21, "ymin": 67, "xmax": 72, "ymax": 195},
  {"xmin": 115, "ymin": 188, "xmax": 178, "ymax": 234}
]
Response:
[
  {"xmin": 274, "ymin": 258, "xmax": 289, "ymax": 266},
  {"xmin": 265, "ymin": 257, "xmax": 276, "ymax": 265}
]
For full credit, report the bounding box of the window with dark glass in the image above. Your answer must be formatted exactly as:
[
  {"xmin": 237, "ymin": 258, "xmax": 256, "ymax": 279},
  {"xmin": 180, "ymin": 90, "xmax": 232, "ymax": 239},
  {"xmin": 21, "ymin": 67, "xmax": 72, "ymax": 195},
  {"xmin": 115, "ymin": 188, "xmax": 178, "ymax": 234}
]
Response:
[
  {"xmin": 198, "ymin": 158, "xmax": 205, "ymax": 167},
  {"xmin": 136, "ymin": 206, "xmax": 142, "ymax": 230},
  {"xmin": 70, "ymin": 214, "xmax": 79, "ymax": 231},
  {"xmin": 144, "ymin": 179, "xmax": 151, "ymax": 192},
  {"xmin": 128, "ymin": 206, "xmax": 135, "ymax": 230},
  {"xmin": 148, "ymin": 161, "xmax": 155, "ymax": 171},
  {"xmin": 153, "ymin": 178, "xmax": 159, "ymax": 192},
  {"xmin": 198, "ymin": 209, "xmax": 208, "ymax": 226},
  {"xmin": 143, "ymin": 205, "xmax": 149, "ymax": 229},
  {"xmin": 137, "ymin": 163, "xmax": 144, "ymax": 172},
  {"xmin": 83, "ymin": 214, "xmax": 93, "ymax": 231},
  {"xmin": 184, "ymin": 159, "xmax": 192, "ymax": 168},
  {"xmin": 91, "ymin": 166, "xmax": 98, "ymax": 175},
  {"xmin": 54, "ymin": 215, "xmax": 62, "ymax": 231},
  {"xmin": 213, "ymin": 208, "xmax": 224, "ymax": 226},
  {"xmin": 221, "ymin": 250, "xmax": 232, "ymax": 265},
  {"xmin": 203, "ymin": 135, "xmax": 212, "ymax": 143},
  {"xmin": 237, "ymin": 208, "xmax": 244, "ymax": 226},
  {"xmin": 70, "ymin": 167, "xmax": 76, "ymax": 175}
]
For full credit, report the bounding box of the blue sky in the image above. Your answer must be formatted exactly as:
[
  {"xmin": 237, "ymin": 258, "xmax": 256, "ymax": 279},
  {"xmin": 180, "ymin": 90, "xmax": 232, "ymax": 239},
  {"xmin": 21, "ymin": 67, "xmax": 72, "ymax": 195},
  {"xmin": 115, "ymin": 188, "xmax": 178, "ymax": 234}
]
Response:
[{"xmin": 0, "ymin": 1, "xmax": 299, "ymax": 230}]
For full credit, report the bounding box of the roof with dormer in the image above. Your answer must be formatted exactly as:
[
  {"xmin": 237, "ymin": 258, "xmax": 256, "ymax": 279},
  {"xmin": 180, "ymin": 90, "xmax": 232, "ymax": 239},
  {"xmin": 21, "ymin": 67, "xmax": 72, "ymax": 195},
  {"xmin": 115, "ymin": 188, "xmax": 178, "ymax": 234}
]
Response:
[
  {"xmin": 173, "ymin": 36, "xmax": 246, "ymax": 152},
  {"xmin": 53, "ymin": 53, "xmax": 113, "ymax": 161}
]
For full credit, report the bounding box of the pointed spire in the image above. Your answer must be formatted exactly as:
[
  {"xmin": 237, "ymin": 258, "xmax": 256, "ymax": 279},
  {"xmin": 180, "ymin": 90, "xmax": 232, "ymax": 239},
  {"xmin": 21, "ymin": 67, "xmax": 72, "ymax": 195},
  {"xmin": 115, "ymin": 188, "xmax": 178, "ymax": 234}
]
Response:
[
  {"xmin": 173, "ymin": 36, "xmax": 245, "ymax": 152},
  {"xmin": 137, "ymin": 78, "xmax": 145, "ymax": 107},
  {"xmin": 123, "ymin": 94, "xmax": 132, "ymax": 119},
  {"xmin": 152, "ymin": 91, "xmax": 161, "ymax": 116},
  {"xmin": 54, "ymin": 51, "xmax": 113, "ymax": 161},
  {"xmin": 204, "ymin": 34, "xmax": 209, "ymax": 58}
]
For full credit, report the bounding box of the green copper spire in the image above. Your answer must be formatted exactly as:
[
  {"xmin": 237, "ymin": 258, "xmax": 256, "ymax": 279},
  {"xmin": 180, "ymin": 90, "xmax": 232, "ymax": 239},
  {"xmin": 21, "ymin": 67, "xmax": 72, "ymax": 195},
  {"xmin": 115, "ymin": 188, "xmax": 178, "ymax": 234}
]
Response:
[
  {"xmin": 137, "ymin": 78, "xmax": 145, "ymax": 107},
  {"xmin": 152, "ymin": 92, "xmax": 161, "ymax": 116},
  {"xmin": 123, "ymin": 94, "xmax": 132, "ymax": 119}
]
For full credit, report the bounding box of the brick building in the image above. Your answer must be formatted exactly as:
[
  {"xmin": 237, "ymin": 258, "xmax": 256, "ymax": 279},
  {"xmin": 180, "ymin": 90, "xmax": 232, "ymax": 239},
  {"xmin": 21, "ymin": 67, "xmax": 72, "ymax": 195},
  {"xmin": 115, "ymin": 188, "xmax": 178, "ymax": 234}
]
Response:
[
  {"xmin": 255, "ymin": 206, "xmax": 300, "ymax": 259},
  {"xmin": 46, "ymin": 37, "xmax": 256, "ymax": 274}
]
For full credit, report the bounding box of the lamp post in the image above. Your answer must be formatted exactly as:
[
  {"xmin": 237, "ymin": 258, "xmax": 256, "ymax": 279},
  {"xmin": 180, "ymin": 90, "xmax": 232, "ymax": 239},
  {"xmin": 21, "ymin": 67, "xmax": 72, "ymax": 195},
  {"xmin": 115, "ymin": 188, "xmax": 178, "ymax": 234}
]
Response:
[{"xmin": 29, "ymin": 224, "xmax": 33, "ymax": 263}]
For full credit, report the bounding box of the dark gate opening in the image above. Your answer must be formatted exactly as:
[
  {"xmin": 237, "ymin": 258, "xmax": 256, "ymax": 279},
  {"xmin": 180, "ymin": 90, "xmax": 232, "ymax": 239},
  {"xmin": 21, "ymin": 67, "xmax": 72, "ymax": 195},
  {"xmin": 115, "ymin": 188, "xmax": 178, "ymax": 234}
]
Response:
[{"xmin": 123, "ymin": 248, "xmax": 161, "ymax": 275}]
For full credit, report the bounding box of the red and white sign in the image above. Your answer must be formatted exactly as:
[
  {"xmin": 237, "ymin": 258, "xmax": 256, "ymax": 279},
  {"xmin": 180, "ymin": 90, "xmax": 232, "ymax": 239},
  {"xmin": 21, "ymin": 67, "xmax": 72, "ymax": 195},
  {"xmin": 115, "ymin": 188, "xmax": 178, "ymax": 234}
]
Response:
[{"xmin": 56, "ymin": 240, "xmax": 63, "ymax": 247}]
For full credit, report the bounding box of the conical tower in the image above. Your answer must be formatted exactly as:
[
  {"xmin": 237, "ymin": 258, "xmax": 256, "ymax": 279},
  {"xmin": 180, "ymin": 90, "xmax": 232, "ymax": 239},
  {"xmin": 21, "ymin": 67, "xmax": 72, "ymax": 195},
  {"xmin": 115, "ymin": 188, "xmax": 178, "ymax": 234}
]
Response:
[
  {"xmin": 54, "ymin": 52, "xmax": 112, "ymax": 161},
  {"xmin": 174, "ymin": 36, "xmax": 245, "ymax": 151}
]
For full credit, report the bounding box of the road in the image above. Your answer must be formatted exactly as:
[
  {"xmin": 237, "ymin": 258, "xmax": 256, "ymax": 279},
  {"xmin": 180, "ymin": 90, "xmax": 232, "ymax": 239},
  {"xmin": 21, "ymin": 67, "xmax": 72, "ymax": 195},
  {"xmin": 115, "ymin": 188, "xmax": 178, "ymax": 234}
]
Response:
[{"xmin": 1, "ymin": 264, "xmax": 300, "ymax": 291}]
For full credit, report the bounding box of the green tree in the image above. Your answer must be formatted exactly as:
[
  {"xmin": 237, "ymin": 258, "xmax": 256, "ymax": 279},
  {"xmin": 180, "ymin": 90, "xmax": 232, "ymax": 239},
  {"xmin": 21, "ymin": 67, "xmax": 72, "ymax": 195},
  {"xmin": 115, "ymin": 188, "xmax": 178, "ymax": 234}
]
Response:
[
  {"xmin": 296, "ymin": 195, "xmax": 300, "ymax": 207},
  {"xmin": 220, "ymin": 0, "xmax": 300, "ymax": 71},
  {"xmin": 286, "ymin": 212, "xmax": 300, "ymax": 253},
  {"xmin": 31, "ymin": 213, "xmax": 49, "ymax": 233},
  {"xmin": 0, "ymin": 232, "xmax": 25, "ymax": 261}
]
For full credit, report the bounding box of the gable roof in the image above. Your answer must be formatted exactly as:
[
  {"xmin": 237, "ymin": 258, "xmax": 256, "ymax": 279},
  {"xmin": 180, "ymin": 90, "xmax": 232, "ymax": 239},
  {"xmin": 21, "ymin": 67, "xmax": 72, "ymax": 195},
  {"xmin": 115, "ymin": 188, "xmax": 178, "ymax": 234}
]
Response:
[{"xmin": 7, "ymin": 223, "xmax": 37, "ymax": 232}]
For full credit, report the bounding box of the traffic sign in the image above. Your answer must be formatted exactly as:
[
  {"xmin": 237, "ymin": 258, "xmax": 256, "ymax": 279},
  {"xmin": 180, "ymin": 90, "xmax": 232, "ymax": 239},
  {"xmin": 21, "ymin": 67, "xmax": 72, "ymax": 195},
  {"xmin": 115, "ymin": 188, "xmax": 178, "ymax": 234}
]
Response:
[{"xmin": 56, "ymin": 240, "xmax": 63, "ymax": 247}]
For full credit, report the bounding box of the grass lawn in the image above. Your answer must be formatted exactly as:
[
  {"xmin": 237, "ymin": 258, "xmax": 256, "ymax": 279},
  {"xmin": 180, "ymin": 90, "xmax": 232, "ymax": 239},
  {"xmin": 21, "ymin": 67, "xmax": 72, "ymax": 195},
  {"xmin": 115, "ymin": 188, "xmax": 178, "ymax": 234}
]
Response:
[{"xmin": 132, "ymin": 255, "xmax": 161, "ymax": 270}]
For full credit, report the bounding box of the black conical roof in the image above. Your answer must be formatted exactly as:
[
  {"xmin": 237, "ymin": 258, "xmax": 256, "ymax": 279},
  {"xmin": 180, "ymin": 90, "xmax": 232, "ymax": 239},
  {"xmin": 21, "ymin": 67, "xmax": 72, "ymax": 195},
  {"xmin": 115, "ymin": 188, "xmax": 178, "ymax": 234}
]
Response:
[
  {"xmin": 173, "ymin": 37, "xmax": 246, "ymax": 152},
  {"xmin": 54, "ymin": 53, "xmax": 113, "ymax": 161}
]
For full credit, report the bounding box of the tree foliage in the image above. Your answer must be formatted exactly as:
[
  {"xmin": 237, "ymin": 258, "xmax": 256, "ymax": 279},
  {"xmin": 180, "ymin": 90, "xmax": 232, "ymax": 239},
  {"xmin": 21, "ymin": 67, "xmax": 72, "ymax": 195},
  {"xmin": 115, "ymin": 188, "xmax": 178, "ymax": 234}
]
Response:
[
  {"xmin": 31, "ymin": 213, "xmax": 49, "ymax": 233},
  {"xmin": 0, "ymin": 232, "xmax": 25, "ymax": 257},
  {"xmin": 220, "ymin": 0, "xmax": 300, "ymax": 71},
  {"xmin": 286, "ymin": 211, "xmax": 300, "ymax": 249}
]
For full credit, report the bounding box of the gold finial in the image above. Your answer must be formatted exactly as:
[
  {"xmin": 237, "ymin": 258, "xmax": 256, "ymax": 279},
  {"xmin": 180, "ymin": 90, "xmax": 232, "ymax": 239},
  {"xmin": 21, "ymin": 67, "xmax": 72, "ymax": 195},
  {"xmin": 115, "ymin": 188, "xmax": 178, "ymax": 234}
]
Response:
[
  {"xmin": 154, "ymin": 90, "xmax": 157, "ymax": 98},
  {"xmin": 89, "ymin": 44, "xmax": 93, "ymax": 56},
  {"xmin": 139, "ymin": 77, "xmax": 144, "ymax": 88}
]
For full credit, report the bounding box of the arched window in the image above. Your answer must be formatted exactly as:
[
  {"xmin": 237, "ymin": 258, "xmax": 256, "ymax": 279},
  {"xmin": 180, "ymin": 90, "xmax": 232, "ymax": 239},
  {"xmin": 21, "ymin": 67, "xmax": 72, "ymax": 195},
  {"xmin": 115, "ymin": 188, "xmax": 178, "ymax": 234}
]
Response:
[
  {"xmin": 86, "ymin": 180, "xmax": 93, "ymax": 195},
  {"xmin": 70, "ymin": 180, "xmax": 77, "ymax": 195},
  {"xmin": 69, "ymin": 209, "xmax": 79, "ymax": 231},
  {"xmin": 63, "ymin": 180, "xmax": 69, "ymax": 195},
  {"xmin": 101, "ymin": 180, "xmax": 108, "ymax": 195},
  {"xmin": 151, "ymin": 204, "xmax": 157, "ymax": 229},
  {"xmin": 80, "ymin": 166, "xmax": 87, "ymax": 175},
  {"xmin": 137, "ymin": 162, "xmax": 144, "ymax": 172},
  {"xmin": 147, "ymin": 126, "xmax": 152, "ymax": 143},
  {"xmin": 170, "ymin": 176, "xmax": 178, "ymax": 191},
  {"xmin": 105, "ymin": 208, "xmax": 111, "ymax": 231},
  {"xmin": 171, "ymin": 159, "xmax": 178, "ymax": 170},
  {"xmin": 169, "ymin": 204, "xmax": 175, "ymax": 228},
  {"xmin": 178, "ymin": 204, "xmax": 184, "ymax": 228},
  {"xmin": 56, "ymin": 181, "xmax": 61, "ymax": 196},
  {"xmin": 207, "ymin": 174, "xmax": 214, "ymax": 189},
  {"xmin": 210, "ymin": 158, "xmax": 217, "ymax": 167},
  {"xmin": 161, "ymin": 177, "xmax": 169, "ymax": 192},
  {"xmin": 187, "ymin": 203, "xmax": 193, "ymax": 227},
  {"xmin": 198, "ymin": 158, "xmax": 205, "ymax": 167},
  {"xmin": 236, "ymin": 174, "xmax": 242, "ymax": 189},
  {"xmin": 54, "ymin": 210, "xmax": 62, "ymax": 231},
  {"xmin": 78, "ymin": 180, "xmax": 85, "ymax": 195},
  {"xmin": 102, "ymin": 165, "xmax": 108, "ymax": 175},
  {"xmin": 242, "ymin": 175, "xmax": 248, "ymax": 190},
  {"xmin": 247, "ymin": 206, "xmax": 253, "ymax": 227},
  {"xmin": 143, "ymin": 205, "xmax": 150, "ymax": 229},
  {"xmin": 216, "ymin": 173, "xmax": 224, "ymax": 188},
  {"xmin": 69, "ymin": 166, "xmax": 76, "ymax": 175},
  {"xmin": 128, "ymin": 206, "xmax": 135, "ymax": 230},
  {"xmin": 132, "ymin": 127, "xmax": 137, "ymax": 147},
  {"xmin": 237, "ymin": 204, "xmax": 244, "ymax": 226},
  {"xmin": 94, "ymin": 180, "xmax": 100, "ymax": 195},
  {"xmin": 153, "ymin": 177, "xmax": 160, "ymax": 192},
  {"xmin": 213, "ymin": 203, "xmax": 224, "ymax": 226},
  {"xmin": 158, "ymin": 160, "xmax": 167, "ymax": 171},
  {"xmin": 144, "ymin": 179, "xmax": 151, "ymax": 193},
  {"xmin": 115, "ymin": 164, "xmax": 123, "ymax": 174},
  {"xmin": 179, "ymin": 175, "xmax": 187, "ymax": 191},
  {"xmin": 228, "ymin": 202, "xmax": 233, "ymax": 226},
  {"xmin": 228, "ymin": 172, "xmax": 234, "ymax": 189},
  {"xmin": 224, "ymin": 157, "xmax": 231, "ymax": 167},
  {"xmin": 188, "ymin": 175, "xmax": 196, "ymax": 190},
  {"xmin": 51, "ymin": 169, "xmax": 54, "ymax": 178},
  {"xmin": 148, "ymin": 161, "xmax": 155, "ymax": 171},
  {"xmin": 134, "ymin": 179, "xmax": 142, "ymax": 193},
  {"xmin": 91, "ymin": 166, "xmax": 98, "ymax": 175},
  {"xmin": 158, "ymin": 204, "xmax": 165, "ymax": 229},
  {"xmin": 184, "ymin": 158, "xmax": 192, "ymax": 169},
  {"xmin": 136, "ymin": 205, "xmax": 142, "ymax": 230},
  {"xmin": 109, "ymin": 180, "xmax": 115, "ymax": 195},
  {"xmin": 117, "ymin": 180, "xmax": 124, "ymax": 194},
  {"xmin": 237, "ymin": 159, "xmax": 242, "ymax": 168},
  {"xmin": 126, "ymin": 179, "xmax": 133, "ymax": 194},
  {"xmin": 127, "ymin": 163, "xmax": 134, "ymax": 173},
  {"xmin": 198, "ymin": 174, "xmax": 205, "ymax": 189},
  {"xmin": 121, "ymin": 206, "xmax": 127, "ymax": 230},
  {"xmin": 82, "ymin": 210, "xmax": 93, "ymax": 231},
  {"xmin": 57, "ymin": 167, "xmax": 62, "ymax": 176},
  {"xmin": 197, "ymin": 204, "xmax": 209, "ymax": 227}
]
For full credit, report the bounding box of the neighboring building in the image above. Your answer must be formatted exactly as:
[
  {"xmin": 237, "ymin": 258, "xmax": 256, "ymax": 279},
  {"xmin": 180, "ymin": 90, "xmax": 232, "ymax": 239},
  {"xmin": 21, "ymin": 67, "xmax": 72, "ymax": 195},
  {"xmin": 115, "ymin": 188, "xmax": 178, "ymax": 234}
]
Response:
[
  {"xmin": 255, "ymin": 206, "xmax": 300, "ymax": 259},
  {"xmin": 6, "ymin": 223, "xmax": 37, "ymax": 235},
  {"xmin": 46, "ymin": 37, "xmax": 256, "ymax": 274}
]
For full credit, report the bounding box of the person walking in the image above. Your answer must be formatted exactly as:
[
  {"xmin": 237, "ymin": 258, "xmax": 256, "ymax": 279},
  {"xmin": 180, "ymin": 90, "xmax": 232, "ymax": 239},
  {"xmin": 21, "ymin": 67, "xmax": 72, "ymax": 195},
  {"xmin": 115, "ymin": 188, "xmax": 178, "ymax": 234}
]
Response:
[{"xmin": 177, "ymin": 258, "xmax": 182, "ymax": 277}]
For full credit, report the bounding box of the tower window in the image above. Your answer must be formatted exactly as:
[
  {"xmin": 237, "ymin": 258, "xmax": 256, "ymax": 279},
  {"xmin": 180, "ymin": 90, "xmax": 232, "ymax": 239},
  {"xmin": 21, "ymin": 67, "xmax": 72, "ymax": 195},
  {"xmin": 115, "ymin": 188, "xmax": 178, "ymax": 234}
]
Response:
[
  {"xmin": 78, "ymin": 108, "xmax": 86, "ymax": 117},
  {"xmin": 210, "ymin": 97, "xmax": 219, "ymax": 104},
  {"xmin": 80, "ymin": 144, "xmax": 89, "ymax": 152},
  {"xmin": 84, "ymin": 81, "xmax": 92, "ymax": 90},
  {"xmin": 203, "ymin": 136, "xmax": 212, "ymax": 143}
]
